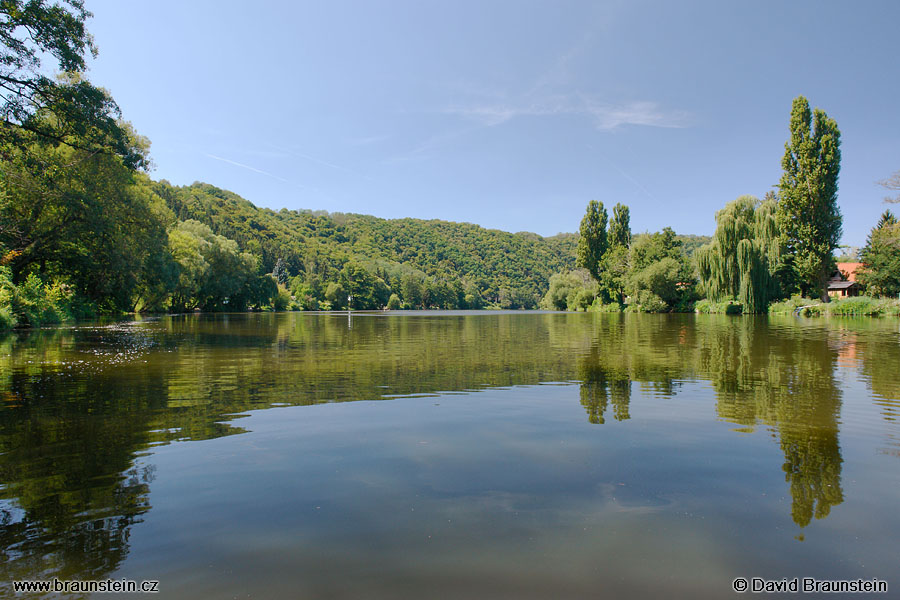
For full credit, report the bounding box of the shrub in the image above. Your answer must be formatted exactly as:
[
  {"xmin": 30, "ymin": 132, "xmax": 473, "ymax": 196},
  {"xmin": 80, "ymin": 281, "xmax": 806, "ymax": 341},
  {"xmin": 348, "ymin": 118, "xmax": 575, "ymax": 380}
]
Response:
[
  {"xmin": 568, "ymin": 288, "xmax": 595, "ymax": 311},
  {"xmin": 0, "ymin": 268, "xmax": 86, "ymax": 327},
  {"xmin": 589, "ymin": 298, "xmax": 622, "ymax": 313},
  {"xmin": 273, "ymin": 285, "xmax": 292, "ymax": 311},
  {"xmin": 626, "ymin": 290, "xmax": 668, "ymax": 313},
  {"xmin": 695, "ymin": 299, "xmax": 742, "ymax": 314},
  {"xmin": 768, "ymin": 295, "xmax": 822, "ymax": 315}
]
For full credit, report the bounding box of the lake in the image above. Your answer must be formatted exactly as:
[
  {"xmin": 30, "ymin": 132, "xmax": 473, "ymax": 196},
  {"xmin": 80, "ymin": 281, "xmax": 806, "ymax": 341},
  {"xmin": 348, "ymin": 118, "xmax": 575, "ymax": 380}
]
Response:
[{"xmin": 1, "ymin": 312, "xmax": 898, "ymax": 598}]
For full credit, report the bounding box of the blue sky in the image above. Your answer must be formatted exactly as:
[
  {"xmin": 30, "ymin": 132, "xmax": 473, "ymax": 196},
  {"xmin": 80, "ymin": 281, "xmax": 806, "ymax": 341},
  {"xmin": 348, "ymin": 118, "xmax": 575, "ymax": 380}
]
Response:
[{"xmin": 83, "ymin": 0, "xmax": 900, "ymax": 246}]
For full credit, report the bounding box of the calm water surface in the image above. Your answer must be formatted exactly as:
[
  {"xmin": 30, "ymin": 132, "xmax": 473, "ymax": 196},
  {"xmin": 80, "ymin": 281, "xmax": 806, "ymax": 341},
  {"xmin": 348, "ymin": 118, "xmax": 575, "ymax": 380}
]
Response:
[{"xmin": 1, "ymin": 312, "xmax": 899, "ymax": 598}]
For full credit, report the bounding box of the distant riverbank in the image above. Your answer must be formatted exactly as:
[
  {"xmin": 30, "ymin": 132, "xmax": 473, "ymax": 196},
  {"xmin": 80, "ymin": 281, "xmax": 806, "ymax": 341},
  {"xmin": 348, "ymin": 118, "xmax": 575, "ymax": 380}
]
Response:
[{"xmin": 696, "ymin": 295, "xmax": 900, "ymax": 317}]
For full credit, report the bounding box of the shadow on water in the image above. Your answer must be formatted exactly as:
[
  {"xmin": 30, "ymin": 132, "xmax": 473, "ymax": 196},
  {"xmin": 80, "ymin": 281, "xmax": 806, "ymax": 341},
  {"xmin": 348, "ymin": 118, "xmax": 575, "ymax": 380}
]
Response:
[{"xmin": 0, "ymin": 312, "xmax": 898, "ymax": 588}]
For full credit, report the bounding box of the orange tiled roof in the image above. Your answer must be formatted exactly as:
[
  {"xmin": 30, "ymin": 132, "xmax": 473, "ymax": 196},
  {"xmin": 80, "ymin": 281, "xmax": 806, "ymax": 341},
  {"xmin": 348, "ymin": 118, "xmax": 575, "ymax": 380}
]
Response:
[{"xmin": 837, "ymin": 262, "xmax": 862, "ymax": 282}]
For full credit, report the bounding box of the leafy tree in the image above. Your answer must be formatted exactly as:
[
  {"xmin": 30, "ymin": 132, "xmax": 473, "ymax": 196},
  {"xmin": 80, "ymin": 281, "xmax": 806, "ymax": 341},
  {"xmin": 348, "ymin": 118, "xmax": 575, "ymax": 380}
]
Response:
[
  {"xmin": 0, "ymin": 1, "xmax": 145, "ymax": 168},
  {"xmin": 0, "ymin": 134, "xmax": 166, "ymax": 310},
  {"xmin": 168, "ymin": 222, "xmax": 210, "ymax": 311},
  {"xmin": 626, "ymin": 228, "xmax": 696, "ymax": 311},
  {"xmin": 272, "ymin": 258, "xmax": 290, "ymax": 285},
  {"xmin": 386, "ymin": 293, "xmax": 401, "ymax": 310},
  {"xmin": 627, "ymin": 259, "xmax": 681, "ymax": 308},
  {"xmin": 598, "ymin": 245, "xmax": 629, "ymax": 305},
  {"xmin": 608, "ymin": 203, "xmax": 631, "ymax": 248},
  {"xmin": 599, "ymin": 203, "xmax": 632, "ymax": 305},
  {"xmin": 273, "ymin": 285, "xmax": 291, "ymax": 311},
  {"xmin": 166, "ymin": 220, "xmax": 267, "ymax": 311},
  {"xmin": 576, "ymin": 200, "xmax": 607, "ymax": 282},
  {"xmin": 463, "ymin": 281, "xmax": 484, "ymax": 309},
  {"xmin": 400, "ymin": 273, "xmax": 423, "ymax": 309},
  {"xmin": 858, "ymin": 210, "xmax": 900, "ymax": 297},
  {"xmin": 539, "ymin": 269, "xmax": 596, "ymax": 311},
  {"xmin": 696, "ymin": 195, "xmax": 780, "ymax": 313},
  {"xmin": 342, "ymin": 261, "xmax": 376, "ymax": 309},
  {"xmin": 324, "ymin": 281, "xmax": 347, "ymax": 310},
  {"xmin": 776, "ymin": 95, "xmax": 842, "ymax": 300}
]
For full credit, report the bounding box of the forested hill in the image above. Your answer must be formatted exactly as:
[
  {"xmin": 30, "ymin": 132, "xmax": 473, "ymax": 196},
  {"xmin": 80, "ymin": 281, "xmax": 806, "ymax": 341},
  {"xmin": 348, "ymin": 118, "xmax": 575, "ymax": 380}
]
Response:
[{"xmin": 157, "ymin": 181, "xmax": 578, "ymax": 306}]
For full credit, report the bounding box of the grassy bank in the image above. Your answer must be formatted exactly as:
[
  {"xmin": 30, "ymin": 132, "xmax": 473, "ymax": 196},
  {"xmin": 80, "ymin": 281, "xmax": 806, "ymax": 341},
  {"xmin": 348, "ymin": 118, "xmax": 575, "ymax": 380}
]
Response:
[{"xmin": 768, "ymin": 296, "xmax": 900, "ymax": 317}]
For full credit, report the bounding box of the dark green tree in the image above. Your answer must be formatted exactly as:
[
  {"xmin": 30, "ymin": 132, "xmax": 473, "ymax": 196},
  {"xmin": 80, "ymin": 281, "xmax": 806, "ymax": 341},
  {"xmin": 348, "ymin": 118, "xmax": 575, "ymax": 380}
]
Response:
[
  {"xmin": 0, "ymin": 136, "xmax": 165, "ymax": 310},
  {"xmin": 876, "ymin": 210, "xmax": 898, "ymax": 229},
  {"xmin": 696, "ymin": 195, "xmax": 780, "ymax": 313},
  {"xmin": 576, "ymin": 200, "xmax": 607, "ymax": 282},
  {"xmin": 626, "ymin": 228, "xmax": 696, "ymax": 311},
  {"xmin": 166, "ymin": 220, "xmax": 267, "ymax": 311},
  {"xmin": 858, "ymin": 210, "xmax": 900, "ymax": 297},
  {"xmin": 0, "ymin": 1, "xmax": 145, "ymax": 168},
  {"xmin": 272, "ymin": 258, "xmax": 290, "ymax": 285},
  {"xmin": 608, "ymin": 203, "xmax": 631, "ymax": 248},
  {"xmin": 776, "ymin": 96, "xmax": 842, "ymax": 300},
  {"xmin": 400, "ymin": 273, "xmax": 423, "ymax": 309},
  {"xmin": 324, "ymin": 281, "xmax": 347, "ymax": 310},
  {"xmin": 599, "ymin": 203, "xmax": 631, "ymax": 305}
]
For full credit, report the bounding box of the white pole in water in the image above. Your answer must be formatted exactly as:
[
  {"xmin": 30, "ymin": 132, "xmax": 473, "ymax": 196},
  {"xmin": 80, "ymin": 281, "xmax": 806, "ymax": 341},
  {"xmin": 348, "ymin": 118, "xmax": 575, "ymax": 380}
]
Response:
[{"xmin": 347, "ymin": 295, "xmax": 353, "ymax": 328}]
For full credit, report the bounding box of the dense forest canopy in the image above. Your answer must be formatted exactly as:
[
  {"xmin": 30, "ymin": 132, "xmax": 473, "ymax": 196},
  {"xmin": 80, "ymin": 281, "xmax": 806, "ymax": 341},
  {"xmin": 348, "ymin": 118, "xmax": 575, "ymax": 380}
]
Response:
[{"xmin": 160, "ymin": 181, "xmax": 578, "ymax": 309}]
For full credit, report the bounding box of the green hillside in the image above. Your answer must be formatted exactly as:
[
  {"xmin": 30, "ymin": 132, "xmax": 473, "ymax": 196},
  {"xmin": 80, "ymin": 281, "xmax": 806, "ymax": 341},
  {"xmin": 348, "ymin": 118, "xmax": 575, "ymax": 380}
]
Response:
[{"xmin": 158, "ymin": 181, "xmax": 578, "ymax": 308}]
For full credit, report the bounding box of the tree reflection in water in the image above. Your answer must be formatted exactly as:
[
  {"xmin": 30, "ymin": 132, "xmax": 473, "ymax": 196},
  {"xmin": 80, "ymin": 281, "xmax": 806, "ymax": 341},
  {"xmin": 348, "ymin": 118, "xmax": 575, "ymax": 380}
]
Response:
[{"xmin": 0, "ymin": 312, "xmax": 897, "ymax": 583}]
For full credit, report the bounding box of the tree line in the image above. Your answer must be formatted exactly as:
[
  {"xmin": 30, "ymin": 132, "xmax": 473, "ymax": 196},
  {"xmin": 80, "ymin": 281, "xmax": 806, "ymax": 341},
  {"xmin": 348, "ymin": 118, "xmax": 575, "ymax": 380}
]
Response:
[
  {"xmin": 0, "ymin": 1, "xmax": 578, "ymax": 327},
  {"xmin": 1, "ymin": 2, "xmax": 897, "ymax": 325},
  {"xmin": 544, "ymin": 95, "xmax": 899, "ymax": 314}
]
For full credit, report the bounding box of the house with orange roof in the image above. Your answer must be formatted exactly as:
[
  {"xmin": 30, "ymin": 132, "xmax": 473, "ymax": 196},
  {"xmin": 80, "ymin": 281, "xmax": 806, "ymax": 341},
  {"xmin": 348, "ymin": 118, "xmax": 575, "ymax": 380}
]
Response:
[
  {"xmin": 837, "ymin": 262, "xmax": 862, "ymax": 282},
  {"xmin": 828, "ymin": 262, "xmax": 863, "ymax": 298}
]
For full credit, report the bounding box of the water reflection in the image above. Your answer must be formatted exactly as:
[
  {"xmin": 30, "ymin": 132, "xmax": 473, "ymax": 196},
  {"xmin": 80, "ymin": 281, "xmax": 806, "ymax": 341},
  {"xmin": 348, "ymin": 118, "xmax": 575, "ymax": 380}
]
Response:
[{"xmin": 0, "ymin": 313, "xmax": 898, "ymax": 587}]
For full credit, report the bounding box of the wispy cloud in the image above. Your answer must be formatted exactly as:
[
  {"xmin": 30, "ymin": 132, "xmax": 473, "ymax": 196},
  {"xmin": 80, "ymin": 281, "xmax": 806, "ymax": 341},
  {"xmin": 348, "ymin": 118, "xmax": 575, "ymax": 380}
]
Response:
[
  {"xmin": 206, "ymin": 154, "xmax": 291, "ymax": 183},
  {"xmin": 442, "ymin": 95, "xmax": 691, "ymax": 130},
  {"xmin": 601, "ymin": 154, "xmax": 659, "ymax": 202},
  {"xmin": 265, "ymin": 143, "xmax": 375, "ymax": 182}
]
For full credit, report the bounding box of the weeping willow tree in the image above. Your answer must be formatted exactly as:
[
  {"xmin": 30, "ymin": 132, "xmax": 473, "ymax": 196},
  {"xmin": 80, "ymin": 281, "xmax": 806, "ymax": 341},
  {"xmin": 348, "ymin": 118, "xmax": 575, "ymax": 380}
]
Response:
[{"xmin": 696, "ymin": 195, "xmax": 780, "ymax": 313}]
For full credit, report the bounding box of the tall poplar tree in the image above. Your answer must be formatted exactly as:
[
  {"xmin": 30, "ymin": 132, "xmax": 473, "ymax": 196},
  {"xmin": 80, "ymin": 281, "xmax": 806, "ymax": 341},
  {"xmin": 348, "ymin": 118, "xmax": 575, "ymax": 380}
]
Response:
[
  {"xmin": 608, "ymin": 204, "xmax": 632, "ymax": 248},
  {"xmin": 600, "ymin": 203, "xmax": 631, "ymax": 304},
  {"xmin": 776, "ymin": 95, "xmax": 842, "ymax": 300},
  {"xmin": 576, "ymin": 200, "xmax": 607, "ymax": 282}
]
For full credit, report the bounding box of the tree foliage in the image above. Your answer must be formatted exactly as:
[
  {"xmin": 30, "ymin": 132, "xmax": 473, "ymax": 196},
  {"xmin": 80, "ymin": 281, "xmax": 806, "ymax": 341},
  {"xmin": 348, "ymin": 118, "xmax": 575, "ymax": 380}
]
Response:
[
  {"xmin": 0, "ymin": 132, "xmax": 166, "ymax": 310},
  {"xmin": 576, "ymin": 200, "xmax": 607, "ymax": 282},
  {"xmin": 608, "ymin": 203, "xmax": 631, "ymax": 248},
  {"xmin": 625, "ymin": 227, "xmax": 696, "ymax": 311},
  {"xmin": 598, "ymin": 203, "xmax": 632, "ymax": 305},
  {"xmin": 167, "ymin": 220, "xmax": 275, "ymax": 312},
  {"xmin": 776, "ymin": 95, "xmax": 842, "ymax": 299},
  {"xmin": 0, "ymin": 1, "xmax": 145, "ymax": 168},
  {"xmin": 162, "ymin": 182, "xmax": 577, "ymax": 309},
  {"xmin": 539, "ymin": 269, "xmax": 596, "ymax": 311},
  {"xmin": 696, "ymin": 195, "xmax": 780, "ymax": 313},
  {"xmin": 858, "ymin": 210, "xmax": 900, "ymax": 298}
]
